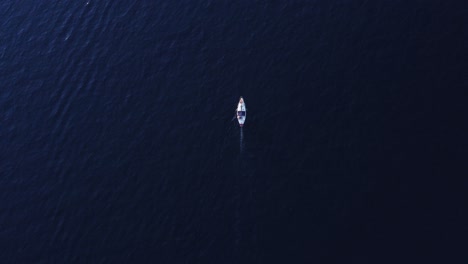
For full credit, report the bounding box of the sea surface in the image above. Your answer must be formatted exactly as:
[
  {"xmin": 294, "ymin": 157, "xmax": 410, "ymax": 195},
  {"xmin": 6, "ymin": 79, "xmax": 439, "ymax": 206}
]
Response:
[{"xmin": 0, "ymin": 1, "xmax": 465, "ymax": 263}]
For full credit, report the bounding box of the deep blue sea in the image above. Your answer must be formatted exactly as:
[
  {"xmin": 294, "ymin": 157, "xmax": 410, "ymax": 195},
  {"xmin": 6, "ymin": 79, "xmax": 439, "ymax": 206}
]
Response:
[{"xmin": 0, "ymin": 0, "xmax": 466, "ymax": 263}]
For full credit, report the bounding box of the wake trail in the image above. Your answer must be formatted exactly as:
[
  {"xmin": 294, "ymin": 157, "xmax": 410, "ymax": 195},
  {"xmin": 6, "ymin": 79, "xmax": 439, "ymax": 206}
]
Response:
[
  {"xmin": 240, "ymin": 127, "xmax": 244, "ymax": 154},
  {"xmin": 234, "ymin": 127, "xmax": 244, "ymax": 257}
]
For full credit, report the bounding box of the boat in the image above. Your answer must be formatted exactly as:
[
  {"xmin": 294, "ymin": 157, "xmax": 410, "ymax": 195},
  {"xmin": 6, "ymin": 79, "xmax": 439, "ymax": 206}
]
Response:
[{"xmin": 236, "ymin": 96, "xmax": 246, "ymax": 127}]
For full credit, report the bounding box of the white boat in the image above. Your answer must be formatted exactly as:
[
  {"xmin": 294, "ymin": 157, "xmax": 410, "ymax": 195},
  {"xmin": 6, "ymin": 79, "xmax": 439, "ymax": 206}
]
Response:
[{"xmin": 236, "ymin": 97, "xmax": 246, "ymax": 127}]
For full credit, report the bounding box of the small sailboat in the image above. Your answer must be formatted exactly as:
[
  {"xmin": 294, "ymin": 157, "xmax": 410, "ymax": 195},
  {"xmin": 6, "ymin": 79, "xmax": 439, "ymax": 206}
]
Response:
[{"xmin": 236, "ymin": 97, "xmax": 246, "ymax": 127}]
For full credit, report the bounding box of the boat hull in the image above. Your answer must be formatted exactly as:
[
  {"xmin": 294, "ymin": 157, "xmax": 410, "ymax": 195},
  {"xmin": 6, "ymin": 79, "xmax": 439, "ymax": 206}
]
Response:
[{"xmin": 236, "ymin": 97, "xmax": 246, "ymax": 127}]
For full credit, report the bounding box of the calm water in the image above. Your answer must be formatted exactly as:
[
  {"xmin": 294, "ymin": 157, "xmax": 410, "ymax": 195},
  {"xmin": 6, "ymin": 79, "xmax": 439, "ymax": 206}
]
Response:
[{"xmin": 0, "ymin": 1, "xmax": 465, "ymax": 263}]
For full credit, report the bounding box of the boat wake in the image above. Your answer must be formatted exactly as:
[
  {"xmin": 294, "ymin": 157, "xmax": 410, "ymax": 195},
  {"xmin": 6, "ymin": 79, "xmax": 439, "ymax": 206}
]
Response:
[
  {"xmin": 240, "ymin": 127, "xmax": 244, "ymax": 153},
  {"xmin": 235, "ymin": 127, "xmax": 244, "ymax": 256}
]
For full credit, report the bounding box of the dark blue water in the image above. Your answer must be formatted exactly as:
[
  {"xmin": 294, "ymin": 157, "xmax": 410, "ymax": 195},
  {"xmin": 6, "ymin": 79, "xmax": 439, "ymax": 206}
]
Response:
[{"xmin": 1, "ymin": 1, "xmax": 466, "ymax": 263}]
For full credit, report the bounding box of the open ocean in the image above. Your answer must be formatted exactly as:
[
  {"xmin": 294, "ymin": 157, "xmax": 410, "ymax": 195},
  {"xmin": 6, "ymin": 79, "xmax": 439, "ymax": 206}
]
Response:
[{"xmin": 0, "ymin": 0, "xmax": 466, "ymax": 263}]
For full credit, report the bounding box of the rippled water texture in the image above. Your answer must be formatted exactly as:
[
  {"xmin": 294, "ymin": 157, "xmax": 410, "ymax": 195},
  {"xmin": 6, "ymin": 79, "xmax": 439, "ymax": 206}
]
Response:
[{"xmin": 0, "ymin": 1, "xmax": 465, "ymax": 263}]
